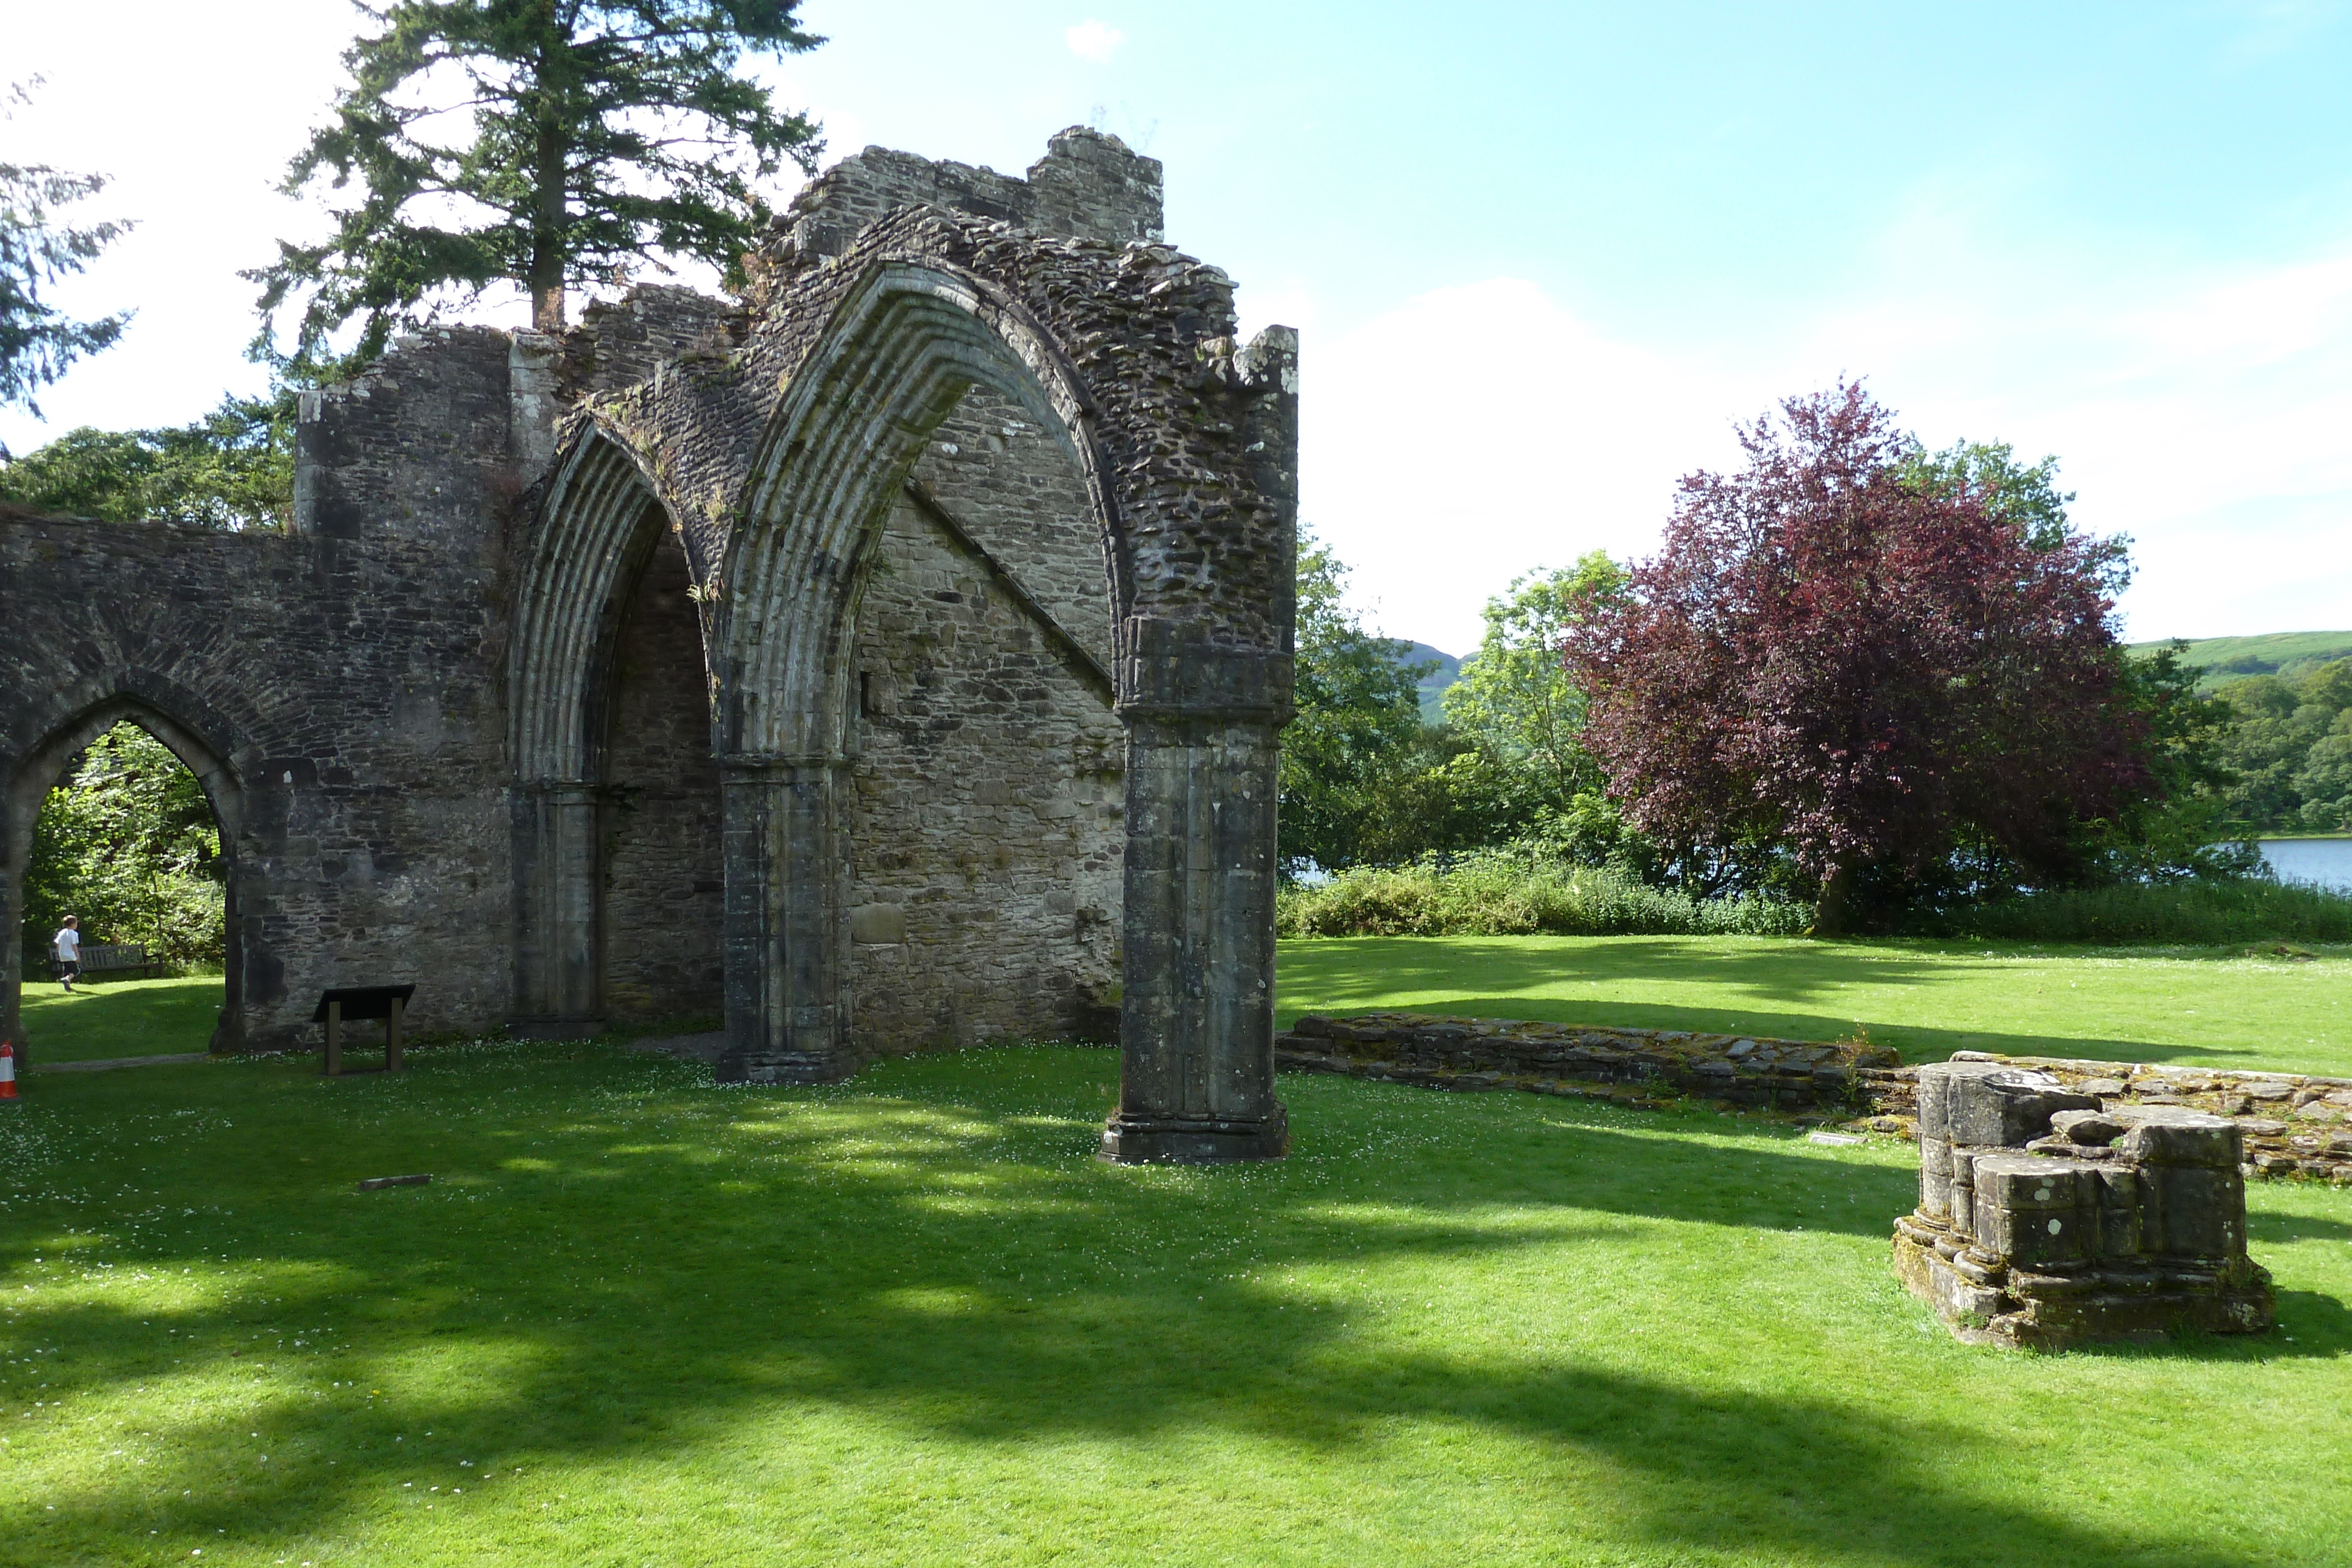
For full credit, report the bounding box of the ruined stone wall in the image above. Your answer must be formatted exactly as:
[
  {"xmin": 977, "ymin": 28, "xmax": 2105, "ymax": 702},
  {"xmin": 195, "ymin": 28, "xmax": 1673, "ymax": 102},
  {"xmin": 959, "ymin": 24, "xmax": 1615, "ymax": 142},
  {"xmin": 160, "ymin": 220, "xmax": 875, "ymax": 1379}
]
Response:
[
  {"xmin": 295, "ymin": 326, "xmax": 527, "ymax": 547},
  {"xmin": 844, "ymin": 414, "xmax": 1125, "ymax": 1051},
  {"xmin": 776, "ymin": 127, "xmax": 1162, "ymax": 263},
  {"xmin": 7, "ymin": 128, "xmax": 1288, "ymax": 1101},
  {"xmin": 1277, "ymin": 1014, "xmax": 2352, "ymax": 1189},
  {"xmin": 2, "ymin": 534, "xmax": 501, "ymax": 1051},
  {"xmin": 1923, "ymin": 1050, "xmax": 2352, "ymax": 1185},
  {"xmin": 557, "ymin": 285, "xmax": 747, "ymax": 403},
  {"xmin": 915, "ymin": 387, "xmax": 1116, "ymax": 674},
  {"xmin": 600, "ymin": 526, "xmax": 724, "ymax": 1024},
  {"xmin": 1277, "ymin": 1013, "xmax": 1897, "ymax": 1113},
  {"xmin": 1, "ymin": 329, "xmax": 543, "ymax": 1054}
]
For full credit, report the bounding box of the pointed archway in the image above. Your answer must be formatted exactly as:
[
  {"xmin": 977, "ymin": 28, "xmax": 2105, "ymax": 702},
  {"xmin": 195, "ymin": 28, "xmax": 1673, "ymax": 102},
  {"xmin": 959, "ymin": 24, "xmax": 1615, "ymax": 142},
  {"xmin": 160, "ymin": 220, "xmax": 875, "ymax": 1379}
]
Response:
[
  {"xmin": 3, "ymin": 698, "xmax": 247, "ymax": 1055},
  {"xmin": 506, "ymin": 426, "xmax": 723, "ymax": 1037},
  {"xmin": 536, "ymin": 211, "xmax": 1300, "ymax": 1162},
  {"xmin": 706, "ymin": 253, "xmax": 1297, "ymax": 1161}
]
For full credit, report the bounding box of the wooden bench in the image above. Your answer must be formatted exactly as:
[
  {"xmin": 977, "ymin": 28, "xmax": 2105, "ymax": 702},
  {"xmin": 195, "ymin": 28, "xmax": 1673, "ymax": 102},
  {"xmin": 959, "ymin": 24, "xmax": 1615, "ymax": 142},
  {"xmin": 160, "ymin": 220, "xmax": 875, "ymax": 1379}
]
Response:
[{"xmin": 74, "ymin": 943, "xmax": 163, "ymax": 980}]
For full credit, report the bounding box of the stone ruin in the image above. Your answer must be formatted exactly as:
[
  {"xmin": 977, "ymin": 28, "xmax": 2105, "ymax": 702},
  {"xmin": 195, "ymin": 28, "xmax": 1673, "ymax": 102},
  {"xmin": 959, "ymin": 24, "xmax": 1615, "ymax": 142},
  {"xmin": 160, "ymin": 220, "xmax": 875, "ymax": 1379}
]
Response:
[
  {"xmin": 1895, "ymin": 1061, "xmax": 2275, "ymax": 1348},
  {"xmin": 0, "ymin": 129, "xmax": 1298, "ymax": 1163},
  {"xmin": 1277, "ymin": 1012, "xmax": 1903, "ymax": 1112}
]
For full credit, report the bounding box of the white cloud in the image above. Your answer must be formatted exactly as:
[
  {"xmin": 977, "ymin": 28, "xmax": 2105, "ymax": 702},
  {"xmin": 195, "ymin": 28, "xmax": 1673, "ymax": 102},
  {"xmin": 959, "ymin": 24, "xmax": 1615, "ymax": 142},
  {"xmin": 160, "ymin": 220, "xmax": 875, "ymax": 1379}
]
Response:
[
  {"xmin": 1298, "ymin": 234, "xmax": 2352, "ymax": 655},
  {"xmin": 1790, "ymin": 223, "xmax": 2352, "ymax": 642},
  {"xmin": 1300, "ymin": 280, "xmax": 1767, "ymax": 655},
  {"xmin": 1064, "ymin": 20, "xmax": 1125, "ymax": 63}
]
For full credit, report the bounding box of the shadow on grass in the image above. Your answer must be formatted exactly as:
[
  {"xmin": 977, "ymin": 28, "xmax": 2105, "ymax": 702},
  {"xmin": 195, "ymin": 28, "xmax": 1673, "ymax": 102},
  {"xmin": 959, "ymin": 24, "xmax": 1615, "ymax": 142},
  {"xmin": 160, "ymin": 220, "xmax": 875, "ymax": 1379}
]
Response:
[
  {"xmin": 1282, "ymin": 934, "xmax": 1971, "ymax": 1007},
  {"xmin": 2062, "ymin": 1289, "xmax": 2352, "ymax": 1366},
  {"xmin": 4, "ymin": 1046, "xmax": 2338, "ymax": 1566},
  {"xmin": 2247, "ymin": 1208, "xmax": 2352, "ymax": 1245}
]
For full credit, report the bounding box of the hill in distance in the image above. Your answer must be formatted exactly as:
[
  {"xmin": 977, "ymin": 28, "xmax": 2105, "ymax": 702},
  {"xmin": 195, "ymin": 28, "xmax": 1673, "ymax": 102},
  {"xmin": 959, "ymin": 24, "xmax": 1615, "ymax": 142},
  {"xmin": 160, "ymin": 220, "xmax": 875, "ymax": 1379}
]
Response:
[
  {"xmin": 1388, "ymin": 641, "xmax": 1462, "ymax": 724},
  {"xmin": 2127, "ymin": 631, "xmax": 2352, "ymax": 692},
  {"xmin": 1393, "ymin": 633, "xmax": 2352, "ymax": 714}
]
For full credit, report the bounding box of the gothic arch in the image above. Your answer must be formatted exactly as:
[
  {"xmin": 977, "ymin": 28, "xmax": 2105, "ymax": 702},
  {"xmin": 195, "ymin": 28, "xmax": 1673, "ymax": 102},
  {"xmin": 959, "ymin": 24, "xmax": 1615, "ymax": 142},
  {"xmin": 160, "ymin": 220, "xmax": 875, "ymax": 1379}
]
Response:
[
  {"xmin": 705, "ymin": 260, "xmax": 1130, "ymax": 1086},
  {"xmin": 716, "ymin": 260, "xmax": 1125, "ymax": 761},
  {"xmin": 2, "ymin": 691, "xmax": 248, "ymax": 1054},
  {"xmin": 506, "ymin": 423, "xmax": 709, "ymax": 1035},
  {"xmin": 526, "ymin": 218, "xmax": 1299, "ymax": 1161}
]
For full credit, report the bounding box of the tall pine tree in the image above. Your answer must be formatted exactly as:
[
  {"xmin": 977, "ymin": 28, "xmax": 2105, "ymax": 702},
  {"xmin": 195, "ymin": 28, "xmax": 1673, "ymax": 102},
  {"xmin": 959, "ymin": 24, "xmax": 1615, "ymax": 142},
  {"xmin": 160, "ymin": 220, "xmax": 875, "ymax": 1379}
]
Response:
[
  {"xmin": 250, "ymin": 1, "xmax": 824, "ymax": 370},
  {"xmin": 1, "ymin": 79, "xmax": 133, "ymax": 437}
]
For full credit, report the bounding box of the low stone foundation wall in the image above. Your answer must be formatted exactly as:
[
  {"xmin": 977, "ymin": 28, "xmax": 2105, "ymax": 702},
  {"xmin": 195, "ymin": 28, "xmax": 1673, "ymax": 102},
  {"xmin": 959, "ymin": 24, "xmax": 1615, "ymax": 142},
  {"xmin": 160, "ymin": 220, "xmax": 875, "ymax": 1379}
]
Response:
[
  {"xmin": 1277, "ymin": 1013, "xmax": 1904, "ymax": 1115},
  {"xmin": 1276, "ymin": 1014, "xmax": 2352, "ymax": 1185}
]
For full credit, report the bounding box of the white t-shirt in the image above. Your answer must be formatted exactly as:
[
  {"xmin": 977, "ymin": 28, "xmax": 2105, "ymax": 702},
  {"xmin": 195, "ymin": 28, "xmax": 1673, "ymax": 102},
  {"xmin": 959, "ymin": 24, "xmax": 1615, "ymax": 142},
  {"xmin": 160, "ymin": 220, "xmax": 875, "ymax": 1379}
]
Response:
[{"xmin": 53, "ymin": 928, "xmax": 80, "ymax": 962}]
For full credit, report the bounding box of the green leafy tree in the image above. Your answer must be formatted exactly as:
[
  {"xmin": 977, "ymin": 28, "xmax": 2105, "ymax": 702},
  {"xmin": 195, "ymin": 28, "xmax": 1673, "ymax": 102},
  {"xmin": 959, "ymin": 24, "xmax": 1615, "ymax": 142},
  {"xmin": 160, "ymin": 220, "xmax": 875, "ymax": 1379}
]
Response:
[
  {"xmin": 2019, "ymin": 643, "xmax": 2251, "ymax": 884},
  {"xmin": 250, "ymin": 0, "xmax": 824, "ymax": 370},
  {"xmin": 1442, "ymin": 550, "xmax": 1625, "ymax": 813},
  {"xmin": 1897, "ymin": 441, "xmax": 2250, "ymax": 890},
  {"xmin": 0, "ymin": 391, "xmax": 295, "ymax": 529},
  {"xmin": 1, "ymin": 80, "xmax": 133, "ymax": 440},
  {"xmin": 22, "ymin": 723, "xmax": 225, "ymax": 969},
  {"xmin": 1565, "ymin": 386, "xmax": 2154, "ymax": 935},
  {"xmin": 2211, "ymin": 657, "xmax": 2352, "ymax": 833},
  {"xmin": 1342, "ymin": 728, "xmax": 1553, "ymax": 868},
  {"xmin": 1280, "ymin": 531, "xmax": 1431, "ymax": 874},
  {"xmin": 1897, "ymin": 437, "xmax": 2080, "ymax": 554}
]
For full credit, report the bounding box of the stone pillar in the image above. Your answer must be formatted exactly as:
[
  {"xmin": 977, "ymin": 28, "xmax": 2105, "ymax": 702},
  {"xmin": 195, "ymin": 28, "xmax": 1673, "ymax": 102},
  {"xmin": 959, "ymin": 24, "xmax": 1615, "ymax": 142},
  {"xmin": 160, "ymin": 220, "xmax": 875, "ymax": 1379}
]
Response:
[
  {"xmin": 1100, "ymin": 620, "xmax": 1291, "ymax": 1163},
  {"xmin": 719, "ymin": 754, "xmax": 856, "ymax": 1084},
  {"xmin": 510, "ymin": 781, "xmax": 606, "ymax": 1037},
  {"xmin": 0, "ymin": 852, "xmax": 22, "ymax": 1060}
]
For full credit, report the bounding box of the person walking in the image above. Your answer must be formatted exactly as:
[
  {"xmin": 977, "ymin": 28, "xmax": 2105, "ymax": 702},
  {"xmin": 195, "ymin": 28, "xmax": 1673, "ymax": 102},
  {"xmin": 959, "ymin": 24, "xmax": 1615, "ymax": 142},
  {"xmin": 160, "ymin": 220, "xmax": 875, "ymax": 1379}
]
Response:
[{"xmin": 52, "ymin": 915, "xmax": 82, "ymax": 992}]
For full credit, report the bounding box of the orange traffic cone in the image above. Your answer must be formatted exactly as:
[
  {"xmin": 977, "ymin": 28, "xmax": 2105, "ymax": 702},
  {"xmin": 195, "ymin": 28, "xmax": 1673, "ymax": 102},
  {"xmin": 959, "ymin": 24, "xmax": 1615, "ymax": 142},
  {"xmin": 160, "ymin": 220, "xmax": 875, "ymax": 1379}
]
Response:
[{"xmin": 0, "ymin": 1041, "xmax": 16, "ymax": 1101}]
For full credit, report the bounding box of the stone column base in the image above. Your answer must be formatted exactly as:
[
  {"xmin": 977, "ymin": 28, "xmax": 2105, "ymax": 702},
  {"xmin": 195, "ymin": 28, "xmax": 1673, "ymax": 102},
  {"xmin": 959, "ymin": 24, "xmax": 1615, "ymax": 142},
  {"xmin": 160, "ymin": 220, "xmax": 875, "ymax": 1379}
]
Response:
[
  {"xmin": 714, "ymin": 1048, "xmax": 866, "ymax": 1086},
  {"xmin": 1893, "ymin": 1218, "xmax": 2275, "ymax": 1350},
  {"xmin": 1098, "ymin": 1107, "xmax": 1289, "ymax": 1164}
]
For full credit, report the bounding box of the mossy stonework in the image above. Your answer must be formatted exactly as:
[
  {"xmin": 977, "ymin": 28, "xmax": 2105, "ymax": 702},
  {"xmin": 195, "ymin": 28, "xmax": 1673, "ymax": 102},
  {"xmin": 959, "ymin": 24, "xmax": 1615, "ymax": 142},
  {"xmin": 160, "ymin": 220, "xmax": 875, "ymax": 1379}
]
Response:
[
  {"xmin": 1894, "ymin": 1061, "xmax": 2276, "ymax": 1349},
  {"xmin": 1277, "ymin": 1012, "xmax": 1902, "ymax": 1113},
  {"xmin": 0, "ymin": 129, "xmax": 1298, "ymax": 1163}
]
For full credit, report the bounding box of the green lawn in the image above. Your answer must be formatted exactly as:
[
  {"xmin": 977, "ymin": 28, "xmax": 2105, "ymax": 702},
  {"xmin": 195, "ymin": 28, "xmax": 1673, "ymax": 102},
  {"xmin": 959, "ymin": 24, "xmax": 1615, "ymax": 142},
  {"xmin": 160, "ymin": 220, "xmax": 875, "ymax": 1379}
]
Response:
[
  {"xmin": 15, "ymin": 935, "xmax": 2352, "ymax": 1078},
  {"xmin": 1278, "ymin": 934, "xmax": 2352, "ymax": 1078},
  {"xmin": 0, "ymin": 1041, "xmax": 2346, "ymax": 1567},
  {"xmin": 16, "ymin": 975, "xmax": 225, "ymax": 1065}
]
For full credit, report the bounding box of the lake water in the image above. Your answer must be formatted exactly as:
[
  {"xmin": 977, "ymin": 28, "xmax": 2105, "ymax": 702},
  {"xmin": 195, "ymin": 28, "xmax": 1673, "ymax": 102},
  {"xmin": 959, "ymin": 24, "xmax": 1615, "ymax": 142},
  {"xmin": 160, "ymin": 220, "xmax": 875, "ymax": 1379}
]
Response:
[{"xmin": 2258, "ymin": 837, "xmax": 2352, "ymax": 892}]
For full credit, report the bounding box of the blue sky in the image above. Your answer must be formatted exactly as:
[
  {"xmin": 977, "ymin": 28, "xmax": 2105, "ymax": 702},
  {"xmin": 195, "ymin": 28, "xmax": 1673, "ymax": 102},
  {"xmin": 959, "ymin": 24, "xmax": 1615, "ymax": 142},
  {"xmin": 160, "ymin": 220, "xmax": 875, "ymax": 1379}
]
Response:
[{"xmin": 6, "ymin": 1, "xmax": 2350, "ymax": 653}]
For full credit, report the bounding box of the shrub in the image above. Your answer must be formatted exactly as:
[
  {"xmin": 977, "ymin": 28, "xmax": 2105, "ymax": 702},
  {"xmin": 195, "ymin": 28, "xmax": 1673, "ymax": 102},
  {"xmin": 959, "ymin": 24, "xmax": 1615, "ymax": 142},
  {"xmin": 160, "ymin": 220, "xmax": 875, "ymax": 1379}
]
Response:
[
  {"xmin": 1276, "ymin": 857, "xmax": 1809, "ymax": 938},
  {"xmin": 1934, "ymin": 878, "xmax": 2352, "ymax": 945}
]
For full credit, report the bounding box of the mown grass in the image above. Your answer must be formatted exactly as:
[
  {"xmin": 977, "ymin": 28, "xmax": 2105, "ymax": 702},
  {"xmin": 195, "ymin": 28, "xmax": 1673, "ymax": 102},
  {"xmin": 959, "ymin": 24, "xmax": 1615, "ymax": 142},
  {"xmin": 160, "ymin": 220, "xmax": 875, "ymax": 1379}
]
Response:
[
  {"xmin": 1278, "ymin": 934, "xmax": 2352, "ymax": 1077},
  {"xmin": 17, "ymin": 975, "xmax": 223, "ymax": 1065},
  {"xmin": 2, "ymin": 1041, "xmax": 2348, "ymax": 1567},
  {"xmin": 19, "ymin": 931, "xmax": 2352, "ymax": 1084}
]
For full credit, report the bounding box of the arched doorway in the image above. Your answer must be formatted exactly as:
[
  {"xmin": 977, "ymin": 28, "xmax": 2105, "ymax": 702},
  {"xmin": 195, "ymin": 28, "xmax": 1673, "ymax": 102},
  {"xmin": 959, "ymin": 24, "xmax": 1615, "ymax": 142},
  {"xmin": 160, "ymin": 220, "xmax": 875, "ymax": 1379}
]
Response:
[
  {"xmin": 4, "ymin": 702, "xmax": 245, "ymax": 1057},
  {"xmin": 599, "ymin": 516, "xmax": 726, "ymax": 1028},
  {"xmin": 507, "ymin": 432, "xmax": 725, "ymax": 1038},
  {"xmin": 523, "ymin": 220, "xmax": 1299, "ymax": 1161}
]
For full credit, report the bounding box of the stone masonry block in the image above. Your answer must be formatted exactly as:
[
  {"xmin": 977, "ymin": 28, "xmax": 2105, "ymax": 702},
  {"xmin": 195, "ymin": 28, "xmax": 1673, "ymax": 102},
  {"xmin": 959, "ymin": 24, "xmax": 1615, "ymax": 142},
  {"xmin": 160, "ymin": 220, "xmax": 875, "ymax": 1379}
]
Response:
[{"xmin": 1897, "ymin": 1062, "xmax": 2273, "ymax": 1349}]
